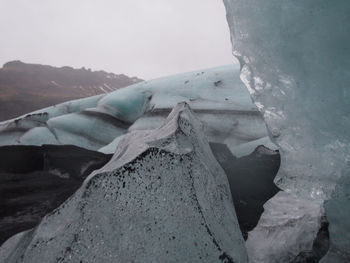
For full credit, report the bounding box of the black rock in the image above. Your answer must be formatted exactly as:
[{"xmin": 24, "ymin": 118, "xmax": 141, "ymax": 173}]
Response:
[{"xmin": 0, "ymin": 145, "xmax": 112, "ymax": 245}]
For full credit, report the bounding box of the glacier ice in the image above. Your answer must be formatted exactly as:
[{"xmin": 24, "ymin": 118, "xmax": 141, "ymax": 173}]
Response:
[
  {"xmin": 245, "ymin": 192, "xmax": 324, "ymax": 263},
  {"xmin": 98, "ymin": 135, "xmax": 126, "ymax": 154},
  {"xmin": 47, "ymin": 111, "xmax": 127, "ymax": 151},
  {"xmin": 321, "ymin": 175, "xmax": 350, "ymax": 263},
  {"xmin": 0, "ymin": 65, "xmax": 274, "ymax": 157},
  {"xmin": 223, "ymin": 0, "xmax": 350, "ymax": 261},
  {"xmin": 96, "ymin": 87, "xmax": 152, "ymax": 123},
  {"xmin": 18, "ymin": 127, "xmax": 59, "ymax": 146},
  {"xmin": 0, "ymin": 103, "xmax": 248, "ymax": 263}
]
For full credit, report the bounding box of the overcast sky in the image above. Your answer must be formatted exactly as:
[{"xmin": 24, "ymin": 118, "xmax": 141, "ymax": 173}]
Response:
[{"xmin": 0, "ymin": 0, "xmax": 235, "ymax": 80}]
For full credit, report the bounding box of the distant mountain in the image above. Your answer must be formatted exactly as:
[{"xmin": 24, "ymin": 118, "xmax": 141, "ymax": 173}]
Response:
[{"xmin": 0, "ymin": 61, "xmax": 143, "ymax": 121}]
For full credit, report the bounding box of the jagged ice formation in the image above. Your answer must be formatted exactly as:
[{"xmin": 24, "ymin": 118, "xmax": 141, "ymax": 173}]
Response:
[{"xmin": 0, "ymin": 103, "xmax": 248, "ymax": 263}]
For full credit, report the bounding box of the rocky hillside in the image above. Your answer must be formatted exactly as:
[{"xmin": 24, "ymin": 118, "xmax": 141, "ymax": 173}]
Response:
[{"xmin": 0, "ymin": 61, "xmax": 143, "ymax": 121}]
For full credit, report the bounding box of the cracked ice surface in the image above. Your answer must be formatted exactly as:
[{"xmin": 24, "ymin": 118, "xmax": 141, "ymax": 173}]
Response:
[
  {"xmin": 224, "ymin": 0, "xmax": 350, "ymax": 261},
  {"xmin": 0, "ymin": 103, "xmax": 247, "ymax": 263}
]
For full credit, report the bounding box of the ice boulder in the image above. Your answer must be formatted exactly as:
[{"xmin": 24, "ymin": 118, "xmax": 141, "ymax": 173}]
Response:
[
  {"xmin": 245, "ymin": 192, "xmax": 326, "ymax": 263},
  {"xmin": 0, "ymin": 103, "xmax": 247, "ymax": 263}
]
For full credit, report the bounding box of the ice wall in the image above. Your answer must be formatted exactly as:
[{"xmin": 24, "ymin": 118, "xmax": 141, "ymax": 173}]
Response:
[{"xmin": 223, "ymin": 0, "xmax": 350, "ymax": 261}]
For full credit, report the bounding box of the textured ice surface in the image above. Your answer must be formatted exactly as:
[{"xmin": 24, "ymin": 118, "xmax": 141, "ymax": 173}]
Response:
[
  {"xmin": 321, "ymin": 175, "xmax": 350, "ymax": 263},
  {"xmin": 223, "ymin": 0, "xmax": 350, "ymax": 198},
  {"xmin": 0, "ymin": 103, "xmax": 247, "ymax": 263},
  {"xmin": 96, "ymin": 88, "xmax": 152, "ymax": 123},
  {"xmin": 98, "ymin": 135, "xmax": 126, "ymax": 154},
  {"xmin": 47, "ymin": 111, "xmax": 126, "ymax": 150},
  {"xmin": 0, "ymin": 65, "xmax": 273, "ymax": 156},
  {"xmin": 223, "ymin": 0, "xmax": 350, "ymax": 261},
  {"xmin": 18, "ymin": 127, "xmax": 59, "ymax": 146},
  {"xmin": 246, "ymin": 192, "xmax": 323, "ymax": 263}
]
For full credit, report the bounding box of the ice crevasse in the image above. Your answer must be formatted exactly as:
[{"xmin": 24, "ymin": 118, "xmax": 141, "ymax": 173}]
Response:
[{"xmin": 223, "ymin": 0, "xmax": 350, "ymax": 262}]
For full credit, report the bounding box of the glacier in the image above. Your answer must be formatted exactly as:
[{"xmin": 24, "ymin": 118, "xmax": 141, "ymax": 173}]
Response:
[
  {"xmin": 223, "ymin": 0, "xmax": 350, "ymax": 262},
  {"xmin": 0, "ymin": 65, "xmax": 275, "ymax": 157},
  {"xmin": 1, "ymin": 1, "xmax": 348, "ymax": 261},
  {"xmin": 0, "ymin": 64, "xmax": 282, "ymax": 260},
  {"xmin": 0, "ymin": 103, "xmax": 248, "ymax": 263}
]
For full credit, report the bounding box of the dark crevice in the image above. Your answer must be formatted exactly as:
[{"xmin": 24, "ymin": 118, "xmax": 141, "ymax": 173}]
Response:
[
  {"xmin": 145, "ymin": 108, "xmax": 261, "ymax": 117},
  {"xmin": 0, "ymin": 144, "xmax": 112, "ymax": 245},
  {"xmin": 80, "ymin": 110, "xmax": 132, "ymax": 129},
  {"xmin": 209, "ymin": 142, "xmax": 281, "ymax": 240}
]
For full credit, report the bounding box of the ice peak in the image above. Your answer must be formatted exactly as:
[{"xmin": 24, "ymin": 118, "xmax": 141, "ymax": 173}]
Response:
[{"xmin": 0, "ymin": 103, "xmax": 247, "ymax": 263}]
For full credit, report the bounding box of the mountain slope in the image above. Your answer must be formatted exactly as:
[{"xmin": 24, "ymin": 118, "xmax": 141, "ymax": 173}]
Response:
[{"xmin": 0, "ymin": 61, "xmax": 143, "ymax": 121}]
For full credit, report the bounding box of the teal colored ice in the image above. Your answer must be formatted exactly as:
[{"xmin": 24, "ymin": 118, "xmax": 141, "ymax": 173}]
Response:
[{"xmin": 224, "ymin": 0, "xmax": 350, "ymax": 261}]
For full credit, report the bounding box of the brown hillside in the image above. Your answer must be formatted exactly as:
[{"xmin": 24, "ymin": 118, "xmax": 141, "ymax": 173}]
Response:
[{"xmin": 0, "ymin": 61, "xmax": 143, "ymax": 121}]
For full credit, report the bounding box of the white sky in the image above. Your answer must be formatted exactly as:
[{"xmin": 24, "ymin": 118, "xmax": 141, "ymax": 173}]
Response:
[{"xmin": 0, "ymin": 0, "xmax": 235, "ymax": 80}]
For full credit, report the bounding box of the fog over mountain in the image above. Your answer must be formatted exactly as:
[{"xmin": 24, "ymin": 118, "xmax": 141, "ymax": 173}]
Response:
[{"xmin": 0, "ymin": 0, "xmax": 234, "ymax": 80}]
